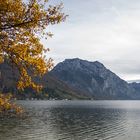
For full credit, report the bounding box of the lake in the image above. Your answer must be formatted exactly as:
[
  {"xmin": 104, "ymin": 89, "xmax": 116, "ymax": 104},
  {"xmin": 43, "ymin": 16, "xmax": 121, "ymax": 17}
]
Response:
[{"xmin": 1, "ymin": 100, "xmax": 140, "ymax": 140}]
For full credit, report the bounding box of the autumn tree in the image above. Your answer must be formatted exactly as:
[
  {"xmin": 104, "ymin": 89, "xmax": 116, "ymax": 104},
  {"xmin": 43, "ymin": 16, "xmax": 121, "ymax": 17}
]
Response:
[{"xmin": 0, "ymin": 0, "xmax": 66, "ymax": 114}]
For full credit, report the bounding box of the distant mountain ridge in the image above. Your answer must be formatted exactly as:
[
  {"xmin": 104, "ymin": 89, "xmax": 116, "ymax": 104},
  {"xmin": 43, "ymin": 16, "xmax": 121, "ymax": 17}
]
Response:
[
  {"xmin": 0, "ymin": 58, "xmax": 140, "ymax": 100},
  {"xmin": 127, "ymin": 79, "xmax": 140, "ymax": 83}
]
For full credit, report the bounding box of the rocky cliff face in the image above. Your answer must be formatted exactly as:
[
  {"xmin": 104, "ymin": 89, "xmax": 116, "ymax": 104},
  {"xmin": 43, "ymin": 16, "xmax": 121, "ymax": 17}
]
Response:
[
  {"xmin": 51, "ymin": 58, "xmax": 138, "ymax": 99},
  {"xmin": 129, "ymin": 82, "xmax": 140, "ymax": 99}
]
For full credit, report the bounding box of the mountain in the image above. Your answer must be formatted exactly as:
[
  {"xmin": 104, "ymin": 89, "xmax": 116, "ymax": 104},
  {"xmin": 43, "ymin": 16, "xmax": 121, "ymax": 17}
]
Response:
[
  {"xmin": 50, "ymin": 58, "xmax": 139, "ymax": 99},
  {"xmin": 127, "ymin": 79, "xmax": 140, "ymax": 83},
  {"xmin": 0, "ymin": 58, "xmax": 140, "ymax": 100},
  {"xmin": 129, "ymin": 82, "xmax": 140, "ymax": 98},
  {"xmin": 39, "ymin": 74, "xmax": 90, "ymax": 100}
]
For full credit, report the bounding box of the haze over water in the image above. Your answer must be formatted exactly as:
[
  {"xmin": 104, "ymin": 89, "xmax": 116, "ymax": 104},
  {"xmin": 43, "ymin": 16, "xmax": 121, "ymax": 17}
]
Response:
[{"xmin": 1, "ymin": 100, "xmax": 140, "ymax": 140}]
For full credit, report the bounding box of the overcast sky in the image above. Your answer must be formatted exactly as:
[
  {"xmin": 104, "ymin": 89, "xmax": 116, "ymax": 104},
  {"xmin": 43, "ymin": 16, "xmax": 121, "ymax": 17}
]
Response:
[{"xmin": 42, "ymin": 0, "xmax": 140, "ymax": 81}]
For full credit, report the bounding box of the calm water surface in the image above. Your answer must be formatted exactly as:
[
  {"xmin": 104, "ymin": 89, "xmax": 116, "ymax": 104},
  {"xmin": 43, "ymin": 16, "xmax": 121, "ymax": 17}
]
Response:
[{"xmin": 1, "ymin": 100, "xmax": 140, "ymax": 140}]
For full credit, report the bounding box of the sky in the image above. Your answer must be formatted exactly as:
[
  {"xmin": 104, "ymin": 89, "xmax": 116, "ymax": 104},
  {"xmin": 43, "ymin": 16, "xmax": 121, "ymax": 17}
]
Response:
[{"xmin": 42, "ymin": 0, "xmax": 140, "ymax": 81}]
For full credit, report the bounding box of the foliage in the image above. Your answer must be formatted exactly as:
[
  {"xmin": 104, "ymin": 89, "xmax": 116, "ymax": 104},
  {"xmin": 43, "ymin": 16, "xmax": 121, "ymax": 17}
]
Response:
[
  {"xmin": 0, "ymin": 94, "xmax": 23, "ymax": 116},
  {"xmin": 0, "ymin": 0, "xmax": 66, "ymax": 91},
  {"xmin": 0, "ymin": 0, "xmax": 66, "ymax": 115}
]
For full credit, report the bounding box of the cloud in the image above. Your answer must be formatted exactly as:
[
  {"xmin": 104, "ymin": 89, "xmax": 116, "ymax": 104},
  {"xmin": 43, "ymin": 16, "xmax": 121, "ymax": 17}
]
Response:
[{"xmin": 42, "ymin": 0, "xmax": 140, "ymax": 80}]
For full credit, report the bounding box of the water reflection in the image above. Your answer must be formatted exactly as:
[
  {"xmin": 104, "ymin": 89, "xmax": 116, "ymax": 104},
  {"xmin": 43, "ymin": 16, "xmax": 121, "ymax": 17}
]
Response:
[
  {"xmin": 0, "ymin": 101, "xmax": 140, "ymax": 140},
  {"xmin": 46, "ymin": 108, "xmax": 127, "ymax": 140}
]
